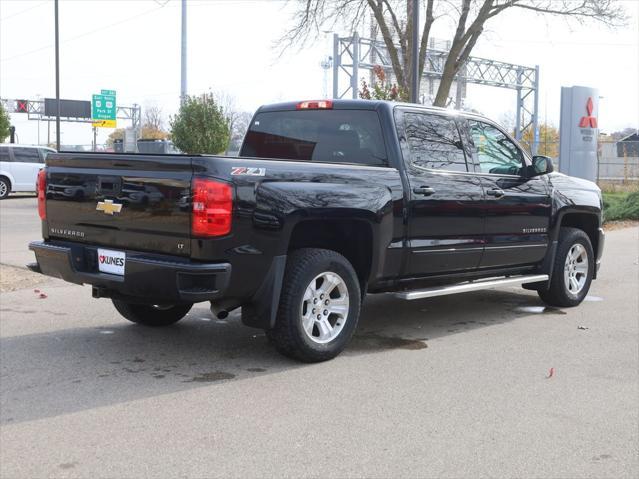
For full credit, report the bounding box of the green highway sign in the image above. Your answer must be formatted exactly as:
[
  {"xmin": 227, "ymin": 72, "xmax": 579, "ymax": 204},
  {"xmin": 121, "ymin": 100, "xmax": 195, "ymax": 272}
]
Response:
[
  {"xmin": 101, "ymin": 89, "xmax": 116, "ymax": 96},
  {"xmin": 92, "ymin": 90, "xmax": 116, "ymax": 122}
]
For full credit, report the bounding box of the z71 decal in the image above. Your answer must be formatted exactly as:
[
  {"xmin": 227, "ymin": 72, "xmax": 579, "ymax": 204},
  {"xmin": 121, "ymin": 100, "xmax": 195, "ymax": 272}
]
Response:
[{"xmin": 231, "ymin": 167, "xmax": 266, "ymax": 176}]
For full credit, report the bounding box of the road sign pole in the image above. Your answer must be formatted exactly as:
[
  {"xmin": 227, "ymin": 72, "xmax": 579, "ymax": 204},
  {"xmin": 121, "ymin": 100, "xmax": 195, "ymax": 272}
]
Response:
[
  {"xmin": 54, "ymin": 0, "xmax": 61, "ymax": 150},
  {"xmin": 93, "ymin": 127, "xmax": 97, "ymax": 152}
]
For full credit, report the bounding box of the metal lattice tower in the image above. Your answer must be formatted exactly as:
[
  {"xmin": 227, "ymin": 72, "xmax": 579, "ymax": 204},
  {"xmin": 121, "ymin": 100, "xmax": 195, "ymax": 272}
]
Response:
[{"xmin": 332, "ymin": 33, "xmax": 540, "ymax": 153}]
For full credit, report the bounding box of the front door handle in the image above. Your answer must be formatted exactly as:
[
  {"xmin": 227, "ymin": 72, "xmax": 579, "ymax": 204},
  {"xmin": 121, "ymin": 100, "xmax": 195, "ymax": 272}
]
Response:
[
  {"xmin": 486, "ymin": 188, "xmax": 505, "ymax": 198},
  {"xmin": 413, "ymin": 186, "xmax": 436, "ymax": 196}
]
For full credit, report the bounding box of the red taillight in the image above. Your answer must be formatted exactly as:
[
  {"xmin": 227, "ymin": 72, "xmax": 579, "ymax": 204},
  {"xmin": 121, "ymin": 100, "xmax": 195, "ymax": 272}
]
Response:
[
  {"xmin": 37, "ymin": 168, "xmax": 46, "ymax": 220},
  {"xmin": 191, "ymin": 178, "xmax": 232, "ymax": 237},
  {"xmin": 296, "ymin": 100, "xmax": 333, "ymax": 110}
]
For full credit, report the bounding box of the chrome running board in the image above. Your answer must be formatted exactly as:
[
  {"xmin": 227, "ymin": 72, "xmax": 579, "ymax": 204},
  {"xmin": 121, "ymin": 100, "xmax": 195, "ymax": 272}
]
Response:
[{"xmin": 395, "ymin": 274, "xmax": 549, "ymax": 300}]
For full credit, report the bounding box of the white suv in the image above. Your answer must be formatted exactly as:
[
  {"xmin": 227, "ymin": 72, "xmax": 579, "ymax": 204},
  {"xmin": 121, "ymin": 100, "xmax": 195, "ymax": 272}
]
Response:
[{"xmin": 0, "ymin": 144, "xmax": 56, "ymax": 199}]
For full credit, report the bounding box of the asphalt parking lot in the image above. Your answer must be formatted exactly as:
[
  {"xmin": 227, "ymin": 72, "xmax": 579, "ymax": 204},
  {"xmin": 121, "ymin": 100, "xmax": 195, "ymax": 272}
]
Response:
[{"xmin": 0, "ymin": 196, "xmax": 637, "ymax": 478}]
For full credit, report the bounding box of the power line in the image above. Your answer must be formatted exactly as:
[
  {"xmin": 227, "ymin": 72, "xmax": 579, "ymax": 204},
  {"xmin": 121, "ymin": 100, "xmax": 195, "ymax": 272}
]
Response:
[
  {"xmin": 1, "ymin": 3, "xmax": 170, "ymax": 63},
  {"xmin": 0, "ymin": 1, "xmax": 48, "ymax": 22}
]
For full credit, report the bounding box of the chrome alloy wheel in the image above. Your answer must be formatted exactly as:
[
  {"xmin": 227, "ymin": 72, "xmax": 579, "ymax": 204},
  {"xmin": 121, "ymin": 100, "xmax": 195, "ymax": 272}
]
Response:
[
  {"xmin": 564, "ymin": 243, "xmax": 589, "ymax": 295},
  {"xmin": 300, "ymin": 272, "xmax": 350, "ymax": 344},
  {"xmin": 0, "ymin": 181, "xmax": 7, "ymax": 198}
]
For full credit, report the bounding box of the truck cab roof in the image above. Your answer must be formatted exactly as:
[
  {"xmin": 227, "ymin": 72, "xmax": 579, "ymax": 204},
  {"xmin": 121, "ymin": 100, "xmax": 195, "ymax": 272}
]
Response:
[{"xmin": 256, "ymin": 99, "xmax": 491, "ymax": 122}]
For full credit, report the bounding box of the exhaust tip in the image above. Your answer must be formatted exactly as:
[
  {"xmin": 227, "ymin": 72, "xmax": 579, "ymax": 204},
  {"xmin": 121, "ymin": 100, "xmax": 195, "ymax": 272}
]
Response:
[{"xmin": 210, "ymin": 302, "xmax": 229, "ymax": 320}]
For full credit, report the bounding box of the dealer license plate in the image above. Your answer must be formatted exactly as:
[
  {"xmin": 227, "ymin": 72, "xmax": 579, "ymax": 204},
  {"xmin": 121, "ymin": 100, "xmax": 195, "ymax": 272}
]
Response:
[{"xmin": 97, "ymin": 248, "xmax": 126, "ymax": 276}]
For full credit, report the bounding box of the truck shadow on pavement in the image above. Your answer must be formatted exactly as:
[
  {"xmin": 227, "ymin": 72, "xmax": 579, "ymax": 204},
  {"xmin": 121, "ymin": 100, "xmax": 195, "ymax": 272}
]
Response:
[{"xmin": 1, "ymin": 288, "xmax": 562, "ymax": 425}]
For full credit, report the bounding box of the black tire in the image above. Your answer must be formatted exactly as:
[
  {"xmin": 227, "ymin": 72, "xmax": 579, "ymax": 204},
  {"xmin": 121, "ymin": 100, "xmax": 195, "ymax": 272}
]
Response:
[
  {"xmin": 0, "ymin": 177, "xmax": 10, "ymax": 199},
  {"xmin": 538, "ymin": 227, "xmax": 594, "ymax": 307},
  {"xmin": 266, "ymin": 248, "xmax": 361, "ymax": 362},
  {"xmin": 111, "ymin": 299, "xmax": 192, "ymax": 327}
]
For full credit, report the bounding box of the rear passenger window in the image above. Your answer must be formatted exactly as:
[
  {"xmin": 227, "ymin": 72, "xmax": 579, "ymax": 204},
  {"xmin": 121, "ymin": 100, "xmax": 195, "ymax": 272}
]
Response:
[
  {"xmin": 0, "ymin": 149, "xmax": 9, "ymax": 162},
  {"xmin": 12, "ymin": 148, "xmax": 41, "ymax": 163},
  {"xmin": 241, "ymin": 110, "xmax": 388, "ymax": 167},
  {"xmin": 404, "ymin": 113, "xmax": 467, "ymax": 172}
]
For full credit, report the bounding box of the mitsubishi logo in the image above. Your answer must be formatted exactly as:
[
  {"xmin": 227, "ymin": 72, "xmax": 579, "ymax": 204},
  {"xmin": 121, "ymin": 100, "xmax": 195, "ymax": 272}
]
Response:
[
  {"xmin": 96, "ymin": 199, "xmax": 123, "ymax": 215},
  {"xmin": 579, "ymin": 97, "xmax": 598, "ymax": 128}
]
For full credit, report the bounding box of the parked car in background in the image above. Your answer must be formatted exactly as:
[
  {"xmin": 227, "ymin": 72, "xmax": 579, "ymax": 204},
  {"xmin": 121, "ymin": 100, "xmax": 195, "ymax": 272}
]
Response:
[{"xmin": 0, "ymin": 144, "xmax": 56, "ymax": 199}]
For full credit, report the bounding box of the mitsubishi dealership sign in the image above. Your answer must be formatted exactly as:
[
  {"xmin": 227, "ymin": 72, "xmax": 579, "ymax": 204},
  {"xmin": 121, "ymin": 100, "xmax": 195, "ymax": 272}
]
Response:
[{"xmin": 559, "ymin": 86, "xmax": 599, "ymax": 182}]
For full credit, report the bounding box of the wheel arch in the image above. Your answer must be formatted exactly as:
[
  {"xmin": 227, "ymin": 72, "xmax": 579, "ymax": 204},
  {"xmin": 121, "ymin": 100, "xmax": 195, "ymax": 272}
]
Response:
[
  {"xmin": 287, "ymin": 217, "xmax": 377, "ymax": 290},
  {"xmin": 556, "ymin": 210, "xmax": 601, "ymax": 261},
  {"xmin": 242, "ymin": 213, "xmax": 386, "ymax": 331},
  {"xmin": 0, "ymin": 173, "xmax": 13, "ymax": 189},
  {"xmin": 542, "ymin": 208, "xmax": 602, "ymax": 281}
]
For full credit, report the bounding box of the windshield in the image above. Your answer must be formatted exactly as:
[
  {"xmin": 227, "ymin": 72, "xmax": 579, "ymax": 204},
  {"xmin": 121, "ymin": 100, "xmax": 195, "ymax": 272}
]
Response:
[{"xmin": 240, "ymin": 109, "xmax": 388, "ymax": 167}]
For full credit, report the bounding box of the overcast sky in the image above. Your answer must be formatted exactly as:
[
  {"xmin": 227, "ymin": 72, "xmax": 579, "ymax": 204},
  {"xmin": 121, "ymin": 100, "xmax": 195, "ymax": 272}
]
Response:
[{"xmin": 1, "ymin": 0, "xmax": 638, "ymax": 147}]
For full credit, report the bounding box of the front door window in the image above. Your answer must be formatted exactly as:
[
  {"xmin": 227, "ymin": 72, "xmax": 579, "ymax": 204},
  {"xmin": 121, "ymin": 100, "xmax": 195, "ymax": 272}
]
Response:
[{"xmin": 469, "ymin": 121, "xmax": 524, "ymax": 176}]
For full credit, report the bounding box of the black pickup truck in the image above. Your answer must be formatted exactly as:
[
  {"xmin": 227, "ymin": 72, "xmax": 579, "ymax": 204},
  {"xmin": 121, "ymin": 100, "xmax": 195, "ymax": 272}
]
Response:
[{"xmin": 29, "ymin": 99, "xmax": 604, "ymax": 362}]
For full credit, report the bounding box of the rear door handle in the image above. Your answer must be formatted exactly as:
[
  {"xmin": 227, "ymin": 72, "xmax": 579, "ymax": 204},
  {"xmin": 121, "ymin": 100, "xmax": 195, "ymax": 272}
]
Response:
[
  {"xmin": 486, "ymin": 188, "xmax": 505, "ymax": 198},
  {"xmin": 413, "ymin": 186, "xmax": 436, "ymax": 196}
]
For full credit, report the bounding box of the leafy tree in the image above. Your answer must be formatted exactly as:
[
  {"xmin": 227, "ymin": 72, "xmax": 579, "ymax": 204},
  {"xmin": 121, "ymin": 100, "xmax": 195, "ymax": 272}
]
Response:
[
  {"xmin": 282, "ymin": 0, "xmax": 626, "ymax": 106},
  {"xmin": 0, "ymin": 103, "xmax": 10, "ymax": 142},
  {"xmin": 106, "ymin": 128, "xmax": 125, "ymax": 149},
  {"xmin": 140, "ymin": 126, "xmax": 169, "ymax": 140},
  {"xmin": 360, "ymin": 65, "xmax": 407, "ymax": 101},
  {"xmin": 522, "ymin": 123, "xmax": 559, "ymax": 158},
  {"xmin": 170, "ymin": 93, "xmax": 230, "ymax": 154}
]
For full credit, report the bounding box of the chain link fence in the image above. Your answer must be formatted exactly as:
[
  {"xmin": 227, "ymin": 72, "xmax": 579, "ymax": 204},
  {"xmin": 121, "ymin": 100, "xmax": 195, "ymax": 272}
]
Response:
[
  {"xmin": 520, "ymin": 140, "xmax": 639, "ymax": 185},
  {"xmin": 597, "ymin": 141, "xmax": 639, "ymax": 183}
]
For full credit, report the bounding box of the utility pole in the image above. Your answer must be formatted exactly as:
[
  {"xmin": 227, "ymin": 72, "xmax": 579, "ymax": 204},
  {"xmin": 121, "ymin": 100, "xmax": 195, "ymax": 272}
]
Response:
[
  {"xmin": 410, "ymin": 0, "xmax": 420, "ymax": 104},
  {"xmin": 54, "ymin": 0, "xmax": 61, "ymax": 150},
  {"xmin": 180, "ymin": 0, "xmax": 187, "ymax": 104}
]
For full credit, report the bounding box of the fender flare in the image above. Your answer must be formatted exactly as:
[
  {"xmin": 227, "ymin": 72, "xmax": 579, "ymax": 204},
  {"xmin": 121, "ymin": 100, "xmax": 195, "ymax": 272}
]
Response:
[{"xmin": 537, "ymin": 207, "xmax": 602, "ymax": 286}]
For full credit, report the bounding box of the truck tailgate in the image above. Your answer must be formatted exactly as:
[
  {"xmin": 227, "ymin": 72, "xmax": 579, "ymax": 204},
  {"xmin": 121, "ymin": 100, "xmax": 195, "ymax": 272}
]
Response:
[{"xmin": 45, "ymin": 153, "xmax": 192, "ymax": 256}]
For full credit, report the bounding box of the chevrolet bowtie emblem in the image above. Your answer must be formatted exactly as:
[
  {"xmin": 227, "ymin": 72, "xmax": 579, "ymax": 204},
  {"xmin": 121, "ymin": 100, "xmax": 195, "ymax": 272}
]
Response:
[{"xmin": 96, "ymin": 199, "xmax": 123, "ymax": 215}]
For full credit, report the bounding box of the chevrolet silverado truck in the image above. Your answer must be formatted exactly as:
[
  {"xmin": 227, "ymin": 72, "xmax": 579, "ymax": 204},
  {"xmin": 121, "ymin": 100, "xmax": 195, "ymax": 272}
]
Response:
[{"xmin": 28, "ymin": 100, "xmax": 604, "ymax": 362}]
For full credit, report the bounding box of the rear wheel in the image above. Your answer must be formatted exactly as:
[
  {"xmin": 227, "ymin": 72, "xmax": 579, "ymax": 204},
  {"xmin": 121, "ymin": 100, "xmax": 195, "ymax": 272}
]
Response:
[
  {"xmin": 0, "ymin": 178, "xmax": 10, "ymax": 199},
  {"xmin": 111, "ymin": 299, "xmax": 192, "ymax": 327},
  {"xmin": 266, "ymin": 248, "xmax": 361, "ymax": 362},
  {"xmin": 538, "ymin": 227, "xmax": 593, "ymax": 307}
]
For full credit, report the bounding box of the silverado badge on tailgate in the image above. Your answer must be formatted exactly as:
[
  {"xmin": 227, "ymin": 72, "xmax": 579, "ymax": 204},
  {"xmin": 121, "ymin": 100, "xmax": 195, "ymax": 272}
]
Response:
[{"xmin": 96, "ymin": 199, "xmax": 123, "ymax": 215}]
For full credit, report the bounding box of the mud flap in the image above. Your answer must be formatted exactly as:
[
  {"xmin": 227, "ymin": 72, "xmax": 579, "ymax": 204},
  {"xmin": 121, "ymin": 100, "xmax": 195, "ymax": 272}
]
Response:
[
  {"xmin": 241, "ymin": 255, "xmax": 286, "ymax": 329},
  {"xmin": 523, "ymin": 240, "xmax": 557, "ymax": 291}
]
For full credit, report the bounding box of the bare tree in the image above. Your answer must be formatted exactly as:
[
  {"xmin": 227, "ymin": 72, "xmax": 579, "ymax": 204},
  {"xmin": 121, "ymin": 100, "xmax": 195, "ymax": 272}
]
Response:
[
  {"xmin": 213, "ymin": 91, "xmax": 240, "ymax": 139},
  {"xmin": 210, "ymin": 91, "xmax": 254, "ymax": 151},
  {"xmin": 143, "ymin": 105, "xmax": 164, "ymax": 131},
  {"xmin": 228, "ymin": 111, "xmax": 254, "ymax": 152},
  {"xmin": 281, "ymin": 0, "xmax": 626, "ymax": 106}
]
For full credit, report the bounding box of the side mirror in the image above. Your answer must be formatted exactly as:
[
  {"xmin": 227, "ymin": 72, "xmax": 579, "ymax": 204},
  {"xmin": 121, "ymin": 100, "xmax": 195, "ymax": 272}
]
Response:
[{"xmin": 531, "ymin": 155, "xmax": 554, "ymax": 176}]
